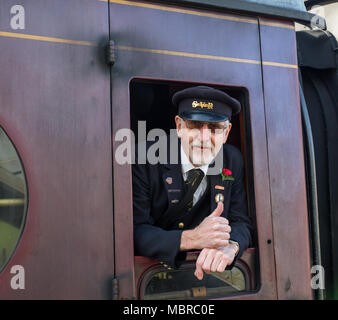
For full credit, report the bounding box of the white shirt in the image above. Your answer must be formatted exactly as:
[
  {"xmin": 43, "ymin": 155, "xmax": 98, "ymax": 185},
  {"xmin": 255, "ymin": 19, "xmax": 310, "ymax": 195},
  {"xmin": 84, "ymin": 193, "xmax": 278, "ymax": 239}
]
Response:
[{"xmin": 180, "ymin": 145, "xmax": 209, "ymax": 206}]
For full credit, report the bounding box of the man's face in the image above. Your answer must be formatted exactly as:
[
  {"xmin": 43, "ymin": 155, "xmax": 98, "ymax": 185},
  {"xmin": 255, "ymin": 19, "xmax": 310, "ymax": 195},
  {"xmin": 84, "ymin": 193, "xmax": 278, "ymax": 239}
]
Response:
[{"xmin": 175, "ymin": 116, "xmax": 232, "ymax": 167}]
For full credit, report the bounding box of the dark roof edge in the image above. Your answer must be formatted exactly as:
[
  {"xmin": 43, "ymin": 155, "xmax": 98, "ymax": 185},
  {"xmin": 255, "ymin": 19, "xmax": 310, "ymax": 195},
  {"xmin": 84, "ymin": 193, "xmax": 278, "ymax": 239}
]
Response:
[{"xmin": 144, "ymin": 0, "xmax": 320, "ymax": 27}]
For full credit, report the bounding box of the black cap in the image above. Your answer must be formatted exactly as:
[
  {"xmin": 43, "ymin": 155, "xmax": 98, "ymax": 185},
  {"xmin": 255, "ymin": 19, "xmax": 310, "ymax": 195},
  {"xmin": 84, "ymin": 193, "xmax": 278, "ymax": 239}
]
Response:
[{"xmin": 172, "ymin": 86, "xmax": 241, "ymax": 122}]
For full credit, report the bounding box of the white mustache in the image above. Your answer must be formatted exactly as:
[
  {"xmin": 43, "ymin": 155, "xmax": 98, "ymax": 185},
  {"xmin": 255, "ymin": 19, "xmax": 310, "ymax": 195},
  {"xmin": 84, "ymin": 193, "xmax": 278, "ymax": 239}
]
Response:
[{"xmin": 191, "ymin": 142, "xmax": 212, "ymax": 149}]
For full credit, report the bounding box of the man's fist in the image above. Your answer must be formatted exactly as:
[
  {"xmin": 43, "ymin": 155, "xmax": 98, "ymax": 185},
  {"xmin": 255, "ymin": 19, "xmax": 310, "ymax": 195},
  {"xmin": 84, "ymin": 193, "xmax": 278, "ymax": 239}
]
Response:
[
  {"xmin": 194, "ymin": 245, "xmax": 237, "ymax": 280},
  {"xmin": 180, "ymin": 202, "xmax": 231, "ymax": 251}
]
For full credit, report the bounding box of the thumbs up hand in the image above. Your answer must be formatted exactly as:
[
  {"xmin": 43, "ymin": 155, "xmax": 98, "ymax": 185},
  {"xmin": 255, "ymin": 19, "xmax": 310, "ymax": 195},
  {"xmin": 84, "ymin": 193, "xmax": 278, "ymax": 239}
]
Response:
[
  {"xmin": 180, "ymin": 202, "xmax": 231, "ymax": 251},
  {"xmin": 209, "ymin": 201, "xmax": 225, "ymax": 217}
]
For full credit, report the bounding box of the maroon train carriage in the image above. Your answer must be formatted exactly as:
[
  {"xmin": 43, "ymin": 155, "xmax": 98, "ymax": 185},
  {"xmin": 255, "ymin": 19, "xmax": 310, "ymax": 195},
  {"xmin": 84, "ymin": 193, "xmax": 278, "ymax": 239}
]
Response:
[{"xmin": 0, "ymin": 0, "xmax": 337, "ymax": 299}]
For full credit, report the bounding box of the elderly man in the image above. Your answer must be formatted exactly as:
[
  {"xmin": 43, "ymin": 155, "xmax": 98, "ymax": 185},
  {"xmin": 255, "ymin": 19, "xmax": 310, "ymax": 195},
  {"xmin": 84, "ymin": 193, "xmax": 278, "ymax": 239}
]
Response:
[{"xmin": 132, "ymin": 85, "xmax": 252, "ymax": 280}]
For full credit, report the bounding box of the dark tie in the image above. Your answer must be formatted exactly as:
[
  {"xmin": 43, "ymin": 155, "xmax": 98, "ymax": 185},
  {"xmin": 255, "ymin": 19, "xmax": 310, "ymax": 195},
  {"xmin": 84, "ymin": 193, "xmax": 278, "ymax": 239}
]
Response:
[{"xmin": 184, "ymin": 168, "xmax": 205, "ymax": 210}]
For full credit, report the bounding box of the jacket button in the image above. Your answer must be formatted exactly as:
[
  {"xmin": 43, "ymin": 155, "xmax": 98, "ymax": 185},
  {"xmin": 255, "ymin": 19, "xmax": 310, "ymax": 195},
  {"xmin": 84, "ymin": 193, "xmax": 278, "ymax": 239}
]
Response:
[{"xmin": 178, "ymin": 222, "xmax": 184, "ymax": 229}]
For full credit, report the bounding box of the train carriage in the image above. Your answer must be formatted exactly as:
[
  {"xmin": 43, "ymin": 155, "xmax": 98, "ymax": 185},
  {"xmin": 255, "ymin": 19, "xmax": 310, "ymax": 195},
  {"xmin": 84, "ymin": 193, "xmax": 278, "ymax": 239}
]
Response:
[{"xmin": 0, "ymin": 0, "xmax": 337, "ymax": 299}]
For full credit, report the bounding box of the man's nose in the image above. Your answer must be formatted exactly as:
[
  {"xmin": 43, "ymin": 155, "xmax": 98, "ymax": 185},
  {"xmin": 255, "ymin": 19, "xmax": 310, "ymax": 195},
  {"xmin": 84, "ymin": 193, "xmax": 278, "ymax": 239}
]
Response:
[{"xmin": 199, "ymin": 124, "xmax": 211, "ymax": 141}]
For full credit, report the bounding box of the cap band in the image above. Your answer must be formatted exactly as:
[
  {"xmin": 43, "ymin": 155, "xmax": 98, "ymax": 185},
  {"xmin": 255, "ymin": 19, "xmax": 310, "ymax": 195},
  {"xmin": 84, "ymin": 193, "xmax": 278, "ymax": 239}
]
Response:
[{"xmin": 180, "ymin": 110, "xmax": 228, "ymax": 122}]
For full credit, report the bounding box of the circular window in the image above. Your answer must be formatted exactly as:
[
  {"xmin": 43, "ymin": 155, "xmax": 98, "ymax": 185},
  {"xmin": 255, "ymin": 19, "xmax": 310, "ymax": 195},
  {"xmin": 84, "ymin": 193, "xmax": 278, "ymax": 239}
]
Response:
[{"xmin": 0, "ymin": 127, "xmax": 27, "ymax": 273}]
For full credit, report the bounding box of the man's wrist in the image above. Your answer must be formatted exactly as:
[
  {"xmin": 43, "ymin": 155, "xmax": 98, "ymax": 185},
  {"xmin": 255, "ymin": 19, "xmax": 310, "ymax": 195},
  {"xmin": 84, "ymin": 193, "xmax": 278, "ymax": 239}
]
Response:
[
  {"xmin": 229, "ymin": 240, "xmax": 240, "ymax": 257},
  {"xmin": 180, "ymin": 229, "xmax": 196, "ymax": 251}
]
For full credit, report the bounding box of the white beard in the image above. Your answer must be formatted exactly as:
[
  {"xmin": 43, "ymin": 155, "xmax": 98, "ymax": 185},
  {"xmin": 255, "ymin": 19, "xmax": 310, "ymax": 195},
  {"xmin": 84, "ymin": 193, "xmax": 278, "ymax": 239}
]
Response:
[{"xmin": 189, "ymin": 146, "xmax": 215, "ymax": 166}]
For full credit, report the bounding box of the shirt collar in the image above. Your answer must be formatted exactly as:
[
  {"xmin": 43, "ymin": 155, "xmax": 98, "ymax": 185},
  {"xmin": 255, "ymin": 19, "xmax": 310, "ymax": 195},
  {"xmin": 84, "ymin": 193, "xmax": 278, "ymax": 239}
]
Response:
[{"xmin": 180, "ymin": 144, "xmax": 209, "ymax": 176}]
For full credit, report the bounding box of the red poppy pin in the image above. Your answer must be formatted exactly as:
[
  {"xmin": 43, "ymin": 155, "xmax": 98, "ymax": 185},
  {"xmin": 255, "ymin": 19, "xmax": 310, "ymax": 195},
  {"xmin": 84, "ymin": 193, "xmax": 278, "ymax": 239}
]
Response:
[{"xmin": 221, "ymin": 168, "xmax": 235, "ymax": 181}]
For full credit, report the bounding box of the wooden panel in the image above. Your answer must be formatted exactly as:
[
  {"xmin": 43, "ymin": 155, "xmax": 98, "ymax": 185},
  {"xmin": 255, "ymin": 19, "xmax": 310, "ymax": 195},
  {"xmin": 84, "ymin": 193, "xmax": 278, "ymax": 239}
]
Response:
[
  {"xmin": 0, "ymin": 0, "xmax": 113, "ymax": 299},
  {"xmin": 110, "ymin": 0, "xmax": 278, "ymax": 299},
  {"xmin": 259, "ymin": 17, "xmax": 312, "ymax": 299}
]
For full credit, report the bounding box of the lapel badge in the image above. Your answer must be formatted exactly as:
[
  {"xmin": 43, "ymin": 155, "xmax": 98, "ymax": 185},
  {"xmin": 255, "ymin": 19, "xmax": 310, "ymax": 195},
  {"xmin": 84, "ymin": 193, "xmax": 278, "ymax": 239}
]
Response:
[
  {"xmin": 215, "ymin": 185, "xmax": 224, "ymax": 190},
  {"xmin": 215, "ymin": 193, "xmax": 224, "ymax": 203},
  {"xmin": 166, "ymin": 177, "xmax": 173, "ymax": 185}
]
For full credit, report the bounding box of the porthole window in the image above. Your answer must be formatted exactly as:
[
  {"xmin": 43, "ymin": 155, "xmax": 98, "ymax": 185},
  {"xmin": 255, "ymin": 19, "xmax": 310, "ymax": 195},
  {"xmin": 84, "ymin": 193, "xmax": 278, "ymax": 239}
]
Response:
[{"xmin": 0, "ymin": 127, "xmax": 27, "ymax": 273}]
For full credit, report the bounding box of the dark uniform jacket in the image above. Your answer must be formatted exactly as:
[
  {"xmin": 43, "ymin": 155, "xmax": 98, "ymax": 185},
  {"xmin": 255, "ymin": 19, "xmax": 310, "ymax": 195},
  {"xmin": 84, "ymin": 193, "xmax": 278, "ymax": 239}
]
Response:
[{"xmin": 132, "ymin": 137, "xmax": 252, "ymax": 269}]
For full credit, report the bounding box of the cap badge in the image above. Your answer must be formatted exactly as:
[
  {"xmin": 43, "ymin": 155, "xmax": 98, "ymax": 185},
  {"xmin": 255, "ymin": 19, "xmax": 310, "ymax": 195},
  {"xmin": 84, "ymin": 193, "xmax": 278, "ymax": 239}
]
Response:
[
  {"xmin": 166, "ymin": 177, "xmax": 173, "ymax": 184},
  {"xmin": 192, "ymin": 101, "xmax": 213, "ymax": 110}
]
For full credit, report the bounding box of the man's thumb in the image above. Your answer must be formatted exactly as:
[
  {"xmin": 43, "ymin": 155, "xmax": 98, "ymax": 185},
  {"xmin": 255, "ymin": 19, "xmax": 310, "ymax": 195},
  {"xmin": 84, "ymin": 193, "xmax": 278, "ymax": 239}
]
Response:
[{"xmin": 209, "ymin": 201, "xmax": 224, "ymax": 217}]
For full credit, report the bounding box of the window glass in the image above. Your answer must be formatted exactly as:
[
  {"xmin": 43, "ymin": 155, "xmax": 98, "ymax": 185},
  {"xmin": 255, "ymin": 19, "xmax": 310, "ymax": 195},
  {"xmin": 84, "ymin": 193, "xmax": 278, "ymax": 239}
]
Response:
[
  {"xmin": 141, "ymin": 265, "xmax": 247, "ymax": 300},
  {"xmin": 0, "ymin": 127, "xmax": 27, "ymax": 272}
]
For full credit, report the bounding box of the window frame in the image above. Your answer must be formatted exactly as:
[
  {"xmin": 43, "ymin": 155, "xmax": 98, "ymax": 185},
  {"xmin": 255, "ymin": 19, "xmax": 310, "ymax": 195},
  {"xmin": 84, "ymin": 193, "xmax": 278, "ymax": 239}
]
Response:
[{"xmin": 129, "ymin": 78, "xmax": 260, "ymax": 300}]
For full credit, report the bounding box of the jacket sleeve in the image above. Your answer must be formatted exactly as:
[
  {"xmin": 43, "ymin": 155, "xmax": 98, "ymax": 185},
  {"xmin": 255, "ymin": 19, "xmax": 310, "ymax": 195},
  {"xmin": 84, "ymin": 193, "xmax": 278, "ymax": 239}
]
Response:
[
  {"xmin": 132, "ymin": 160, "xmax": 187, "ymax": 268},
  {"xmin": 226, "ymin": 148, "xmax": 253, "ymax": 269}
]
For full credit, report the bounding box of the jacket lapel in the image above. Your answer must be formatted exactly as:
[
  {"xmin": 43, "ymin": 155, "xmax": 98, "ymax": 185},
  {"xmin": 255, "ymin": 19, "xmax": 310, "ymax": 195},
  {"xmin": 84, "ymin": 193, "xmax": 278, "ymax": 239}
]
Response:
[
  {"xmin": 162, "ymin": 136, "xmax": 184, "ymax": 208},
  {"xmin": 162, "ymin": 164, "xmax": 184, "ymax": 207},
  {"xmin": 208, "ymin": 150, "xmax": 228, "ymax": 213},
  {"xmin": 209, "ymin": 172, "xmax": 225, "ymax": 213}
]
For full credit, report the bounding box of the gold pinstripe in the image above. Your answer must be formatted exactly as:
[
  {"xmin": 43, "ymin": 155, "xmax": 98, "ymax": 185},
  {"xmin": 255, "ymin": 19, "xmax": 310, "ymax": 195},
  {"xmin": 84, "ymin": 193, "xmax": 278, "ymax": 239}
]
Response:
[
  {"xmin": 118, "ymin": 45, "xmax": 298, "ymax": 69},
  {"xmin": 0, "ymin": 31, "xmax": 96, "ymax": 46},
  {"xmin": 0, "ymin": 32, "xmax": 298, "ymax": 69},
  {"xmin": 101, "ymin": 0, "xmax": 257, "ymax": 24},
  {"xmin": 260, "ymin": 21, "xmax": 294, "ymax": 29},
  {"xmin": 118, "ymin": 45, "xmax": 261, "ymax": 65},
  {"xmin": 262, "ymin": 60, "xmax": 298, "ymax": 69},
  {"xmin": 103, "ymin": 0, "xmax": 295, "ymax": 29}
]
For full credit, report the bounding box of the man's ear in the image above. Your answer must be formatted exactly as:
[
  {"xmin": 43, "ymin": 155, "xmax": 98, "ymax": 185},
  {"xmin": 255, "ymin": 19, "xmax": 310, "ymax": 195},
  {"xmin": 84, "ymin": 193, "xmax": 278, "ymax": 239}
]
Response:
[
  {"xmin": 175, "ymin": 115, "xmax": 183, "ymax": 138},
  {"xmin": 223, "ymin": 123, "xmax": 232, "ymax": 144}
]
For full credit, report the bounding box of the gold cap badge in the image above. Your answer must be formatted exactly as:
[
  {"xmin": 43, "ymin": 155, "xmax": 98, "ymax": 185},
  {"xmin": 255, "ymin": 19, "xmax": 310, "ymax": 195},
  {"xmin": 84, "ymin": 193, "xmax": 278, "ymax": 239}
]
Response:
[{"xmin": 192, "ymin": 101, "xmax": 213, "ymax": 110}]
